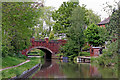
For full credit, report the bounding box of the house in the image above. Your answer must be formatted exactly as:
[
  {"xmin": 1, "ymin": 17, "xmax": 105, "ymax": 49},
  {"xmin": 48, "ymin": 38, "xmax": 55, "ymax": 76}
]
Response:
[
  {"xmin": 97, "ymin": 17, "xmax": 110, "ymax": 27},
  {"xmin": 98, "ymin": 17, "xmax": 117, "ymax": 42},
  {"xmin": 90, "ymin": 17, "xmax": 110, "ymax": 57},
  {"xmin": 90, "ymin": 17, "xmax": 118, "ymax": 57},
  {"xmin": 90, "ymin": 47, "xmax": 102, "ymax": 57}
]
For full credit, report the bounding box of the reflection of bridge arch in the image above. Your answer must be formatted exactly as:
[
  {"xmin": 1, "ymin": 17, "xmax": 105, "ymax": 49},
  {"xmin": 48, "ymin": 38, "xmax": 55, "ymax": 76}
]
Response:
[{"xmin": 31, "ymin": 60, "xmax": 65, "ymax": 78}]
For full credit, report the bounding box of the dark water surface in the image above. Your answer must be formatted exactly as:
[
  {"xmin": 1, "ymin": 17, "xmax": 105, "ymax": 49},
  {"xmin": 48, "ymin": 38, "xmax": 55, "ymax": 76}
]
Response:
[{"xmin": 29, "ymin": 59, "xmax": 118, "ymax": 78}]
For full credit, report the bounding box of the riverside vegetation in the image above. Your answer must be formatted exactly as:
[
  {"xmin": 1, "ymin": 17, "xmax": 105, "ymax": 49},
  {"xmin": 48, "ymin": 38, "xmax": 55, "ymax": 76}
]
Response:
[
  {"xmin": 1, "ymin": 1, "xmax": 119, "ymax": 79},
  {"xmin": 2, "ymin": 57, "xmax": 40, "ymax": 78}
]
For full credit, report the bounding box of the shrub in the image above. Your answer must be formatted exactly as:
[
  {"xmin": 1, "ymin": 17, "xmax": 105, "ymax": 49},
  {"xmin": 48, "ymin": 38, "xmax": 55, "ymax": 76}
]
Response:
[
  {"xmin": 91, "ymin": 57, "xmax": 97, "ymax": 62},
  {"xmin": 79, "ymin": 52, "xmax": 90, "ymax": 56},
  {"xmin": 82, "ymin": 45, "xmax": 90, "ymax": 50},
  {"xmin": 94, "ymin": 41, "xmax": 118, "ymax": 66},
  {"xmin": 84, "ymin": 23, "xmax": 107, "ymax": 46}
]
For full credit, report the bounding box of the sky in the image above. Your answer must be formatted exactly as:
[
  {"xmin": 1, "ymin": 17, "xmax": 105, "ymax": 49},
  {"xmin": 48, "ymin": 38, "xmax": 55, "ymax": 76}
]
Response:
[{"xmin": 44, "ymin": 0, "xmax": 119, "ymax": 21}]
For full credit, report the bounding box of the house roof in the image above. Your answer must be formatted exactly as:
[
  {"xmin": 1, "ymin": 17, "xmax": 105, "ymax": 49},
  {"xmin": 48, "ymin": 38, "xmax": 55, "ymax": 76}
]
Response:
[{"xmin": 97, "ymin": 17, "xmax": 110, "ymax": 25}]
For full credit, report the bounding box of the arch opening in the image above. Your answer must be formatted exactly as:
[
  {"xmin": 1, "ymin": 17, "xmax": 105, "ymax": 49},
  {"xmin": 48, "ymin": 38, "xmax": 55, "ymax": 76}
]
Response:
[{"xmin": 26, "ymin": 46, "xmax": 53, "ymax": 60}]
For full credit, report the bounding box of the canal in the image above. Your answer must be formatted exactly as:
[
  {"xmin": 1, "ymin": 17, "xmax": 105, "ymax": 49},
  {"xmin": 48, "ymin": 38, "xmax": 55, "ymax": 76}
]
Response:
[{"xmin": 28, "ymin": 58, "xmax": 118, "ymax": 78}]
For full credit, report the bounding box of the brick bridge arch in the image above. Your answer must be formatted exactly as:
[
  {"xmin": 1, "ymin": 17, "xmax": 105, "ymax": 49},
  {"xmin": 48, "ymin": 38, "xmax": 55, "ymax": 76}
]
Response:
[
  {"xmin": 26, "ymin": 46, "xmax": 53, "ymax": 54},
  {"xmin": 26, "ymin": 46, "xmax": 54, "ymax": 59},
  {"xmin": 21, "ymin": 37, "xmax": 67, "ymax": 59}
]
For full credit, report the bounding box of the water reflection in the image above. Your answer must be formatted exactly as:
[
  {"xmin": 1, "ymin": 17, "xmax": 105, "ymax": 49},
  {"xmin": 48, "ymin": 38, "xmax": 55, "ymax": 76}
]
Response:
[
  {"xmin": 30, "ymin": 59, "xmax": 117, "ymax": 78},
  {"xmin": 90, "ymin": 65, "xmax": 102, "ymax": 78},
  {"xmin": 31, "ymin": 60, "xmax": 65, "ymax": 78}
]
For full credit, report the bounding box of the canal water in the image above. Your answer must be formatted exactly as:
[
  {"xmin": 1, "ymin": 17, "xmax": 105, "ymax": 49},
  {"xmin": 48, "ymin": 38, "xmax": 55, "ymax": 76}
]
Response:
[{"xmin": 29, "ymin": 58, "xmax": 118, "ymax": 78}]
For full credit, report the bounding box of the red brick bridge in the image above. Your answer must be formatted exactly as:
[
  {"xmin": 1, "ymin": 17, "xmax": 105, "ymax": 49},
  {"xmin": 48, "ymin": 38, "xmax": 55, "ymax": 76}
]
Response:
[{"xmin": 21, "ymin": 37, "xmax": 67, "ymax": 59}]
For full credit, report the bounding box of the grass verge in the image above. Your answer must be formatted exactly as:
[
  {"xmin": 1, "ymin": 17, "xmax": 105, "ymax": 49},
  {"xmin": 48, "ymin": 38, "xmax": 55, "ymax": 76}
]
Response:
[
  {"xmin": 2, "ymin": 56, "xmax": 26, "ymax": 69},
  {"xmin": 1, "ymin": 57, "xmax": 40, "ymax": 79}
]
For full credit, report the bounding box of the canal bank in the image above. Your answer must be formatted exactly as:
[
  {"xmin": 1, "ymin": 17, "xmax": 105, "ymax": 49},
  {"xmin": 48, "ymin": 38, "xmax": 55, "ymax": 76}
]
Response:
[
  {"xmin": 1, "ymin": 57, "xmax": 40, "ymax": 79},
  {"xmin": 0, "ymin": 60, "xmax": 30, "ymax": 71}
]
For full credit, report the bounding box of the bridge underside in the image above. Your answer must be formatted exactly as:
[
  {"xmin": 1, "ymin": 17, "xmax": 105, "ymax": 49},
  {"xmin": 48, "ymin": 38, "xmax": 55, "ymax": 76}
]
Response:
[
  {"xmin": 40, "ymin": 48, "xmax": 52, "ymax": 60},
  {"xmin": 27, "ymin": 47, "xmax": 53, "ymax": 60}
]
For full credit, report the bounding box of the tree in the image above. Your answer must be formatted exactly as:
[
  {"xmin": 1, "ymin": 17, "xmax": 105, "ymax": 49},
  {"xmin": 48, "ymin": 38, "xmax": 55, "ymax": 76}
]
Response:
[
  {"xmin": 33, "ymin": 6, "xmax": 55, "ymax": 39},
  {"xmin": 106, "ymin": 7, "xmax": 120, "ymax": 41},
  {"xmin": 102, "ymin": 1, "xmax": 119, "ymax": 41},
  {"xmin": 52, "ymin": 1, "xmax": 79, "ymax": 34},
  {"xmin": 93, "ymin": 1, "xmax": 120, "ymax": 68},
  {"xmin": 49, "ymin": 31, "xmax": 54, "ymax": 40},
  {"xmin": 2, "ymin": 2, "xmax": 42, "ymax": 57},
  {"xmin": 42, "ymin": 7, "xmax": 55, "ymax": 34},
  {"xmin": 86, "ymin": 9, "xmax": 101, "ymax": 25},
  {"xmin": 84, "ymin": 23, "xmax": 107, "ymax": 47},
  {"xmin": 61, "ymin": 6, "xmax": 87, "ymax": 58}
]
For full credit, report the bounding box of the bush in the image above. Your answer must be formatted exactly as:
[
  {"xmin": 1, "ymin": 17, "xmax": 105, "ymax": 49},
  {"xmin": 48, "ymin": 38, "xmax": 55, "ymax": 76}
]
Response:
[
  {"xmin": 2, "ymin": 46, "xmax": 9, "ymax": 57},
  {"xmin": 82, "ymin": 45, "xmax": 90, "ymax": 50},
  {"xmin": 91, "ymin": 57, "xmax": 97, "ymax": 62},
  {"xmin": 97, "ymin": 56, "xmax": 105, "ymax": 65},
  {"xmin": 55, "ymin": 53, "xmax": 64, "ymax": 57},
  {"xmin": 79, "ymin": 52, "xmax": 90, "ymax": 56},
  {"xmin": 93, "ymin": 41, "xmax": 118, "ymax": 66},
  {"xmin": 68, "ymin": 53, "xmax": 78, "ymax": 60},
  {"xmin": 84, "ymin": 23, "xmax": 107, "ymax": 46},
  {"xmin": 49, "ymin": 32, "xmax": 54, "ymax": 40}
]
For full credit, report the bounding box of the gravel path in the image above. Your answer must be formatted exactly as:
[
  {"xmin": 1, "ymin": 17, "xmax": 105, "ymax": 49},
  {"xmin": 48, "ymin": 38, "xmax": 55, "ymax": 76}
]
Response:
[{"xmin": 0, "ymin": 60, "xmax": 30, "ymax": 71}]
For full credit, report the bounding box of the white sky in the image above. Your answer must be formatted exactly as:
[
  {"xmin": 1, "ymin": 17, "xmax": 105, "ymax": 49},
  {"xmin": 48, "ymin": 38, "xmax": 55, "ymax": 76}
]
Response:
[{"xmin": 44, "ymin": 0, "xmax": 119, "ymax": 21}]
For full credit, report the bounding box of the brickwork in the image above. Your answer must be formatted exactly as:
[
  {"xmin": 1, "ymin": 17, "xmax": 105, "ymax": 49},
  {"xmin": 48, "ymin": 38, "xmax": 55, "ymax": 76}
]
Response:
[
  {"xmin": 21, "ymin": 38, "xmax": 67, "ymax": 57},
  {"xmin": 90, "ymin": 47, "xmax": 102, "ymax": 56}
]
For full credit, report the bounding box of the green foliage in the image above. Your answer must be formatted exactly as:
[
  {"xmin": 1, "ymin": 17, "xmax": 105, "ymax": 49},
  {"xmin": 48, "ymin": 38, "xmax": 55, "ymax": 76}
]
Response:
[
  {"xmin": 86, "ymin": 9, "xmax": 101, "ymax": 25},
  {"xmin": 61, "ymin": 6, "xmax": 87, "ymax": 59},
  {"xmin": 27, "ymin": 52, "xmax": 40, "ymax": 55},
  {"xmin": 79, "ymin": 52, "xmax": 90, "ymax": 56},
  {"xmin": 90, "ymin": 57, "xmax": 97, "ymax": 63},
  {"xmin": 91, "ymin": 3, "xmax": 119, "ymax": 67},
  {"xmin": 52, "ymin": 1, "xmax": 79, "ymax": 33},
  {"xmin": 55, "ymin": 53, "xmax": 64, "ymax": 57},
  {"xmin": 28, "ymin": 49, "xmax": 45, "ymax": 57},
  {"xmin": 82, "ymin": 45, "xmax": 90, "ymax": 50},
  {"xmin": 61, "ymin": 40, "xmax": 78, "ymax": 57},
  {"xmin": 42, "ymin": 7, "xmax": 55, "ymax": 34},
  {"xmin": 33, "ymin": 6, "xmax": 55, "ymax": 39},
  {"xmin": 94, "ymin": 41, "xmax": 118, "ymax": 66},
  {"xmin": 60, "ymin": 40, "xmax": 79, "ymax": 60},
  {"xmin": 49, "ymin": 31, "xmax": 54, "ymax": 40},
  {"xmin": 106, "ymin": 7, "xmax": 119, "ymax": 40},
  {"xmin": 2, "ymin": 2, "xmax": 42, "ymax": 57},
  {"xmin": 2, "ymin": 56, "xmax": 26, "ymax": 68},
  {"xmin": 84, "ymin": 23, "xmax": 107, "ymax": 46}
]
